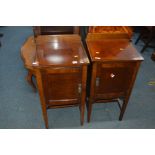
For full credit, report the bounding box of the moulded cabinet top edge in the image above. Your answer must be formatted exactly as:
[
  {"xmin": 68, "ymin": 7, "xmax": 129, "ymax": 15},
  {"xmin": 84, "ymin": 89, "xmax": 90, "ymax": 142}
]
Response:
[
  {"xmin": 21, "ymin": 35, "xmax": 90, "ymax": 69},
  {"xmin": 86, "ymin": 39, "xmax": 144, "ymax": 62}
]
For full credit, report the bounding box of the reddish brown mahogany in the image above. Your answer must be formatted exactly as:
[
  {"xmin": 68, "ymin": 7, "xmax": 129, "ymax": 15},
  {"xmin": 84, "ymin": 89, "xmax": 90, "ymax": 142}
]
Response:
[
  {"xmin": 86, "ymin": 27, "xmax": 144, "ymax": 122},
  {"xmin": 21, "ymin": 35, "xmax": 89, "ymax": 128}
]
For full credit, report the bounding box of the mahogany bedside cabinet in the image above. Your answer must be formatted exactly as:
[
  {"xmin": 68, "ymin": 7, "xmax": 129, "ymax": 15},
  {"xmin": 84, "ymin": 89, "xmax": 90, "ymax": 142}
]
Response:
[
  {"xmin": 21, "ymin": 35, "xmax": 89, "ymax": 128},
  {"xmin": 23, "ymin": 26, "xmax": 80, "ymax": 92},
  {"xmin": 86, "ymin": 31, "xmax": 144, "ymax": 122}
]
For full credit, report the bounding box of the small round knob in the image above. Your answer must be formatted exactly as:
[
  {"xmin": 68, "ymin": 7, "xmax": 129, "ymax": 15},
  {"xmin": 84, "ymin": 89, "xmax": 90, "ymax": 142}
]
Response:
[{"xmin": 110, "ymin": 73, "xmax": 115, "ymax": 78}]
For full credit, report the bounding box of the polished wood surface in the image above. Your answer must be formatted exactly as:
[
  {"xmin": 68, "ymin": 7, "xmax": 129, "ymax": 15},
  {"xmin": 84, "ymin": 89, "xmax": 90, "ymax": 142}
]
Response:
[
  {"xmin": 21, "ymin": 35, "xmax": 89, "ymax": 128},
  {"xmin": 86, "ymin": 39, "xmax": 143, "ymax": 62},
  {"xmin": 86, "ymin": 35, "xmax": 144, "ymax": 122},
  {"xmin": 21, "ymin": 35, "xmax": 89, "ymax": 67},
  {"xmin": 34, "ymin": 35, "xmax": 89, "ymax": 67}
]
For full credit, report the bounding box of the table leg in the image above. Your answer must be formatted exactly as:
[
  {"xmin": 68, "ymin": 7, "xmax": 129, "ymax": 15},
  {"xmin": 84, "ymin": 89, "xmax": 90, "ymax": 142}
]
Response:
[
  {"xmin": 87, "ymin": 98, "xmax": 93, "ymax": 122},
  {"xmin": 26, "ymin": 70, "xmax": 36, "ymax": 92},
  {"xmin": 87, "ymin": 63, "xmax": 97, "ymax": 122},
  {"xmin": 36, "ymin": 70, "xmax": 49, "ymax": 129},
  {"xmin": 80, "ymin": 65, "xmax": 87, "ymax": 125},
  {"xmin": 119, "ymin": 62, "xmax": 141, "ymax": 120},
  {"xmin": 119, "ymin": 99, "xmax": 128, "ymax": 121}
]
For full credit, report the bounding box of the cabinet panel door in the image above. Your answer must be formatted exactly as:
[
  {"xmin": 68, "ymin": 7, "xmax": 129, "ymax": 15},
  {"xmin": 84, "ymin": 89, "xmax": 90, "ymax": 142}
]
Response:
[
  {"xmin": 42, "ymin": 68, "xmax": 82, "ymax": 106},
  {"xmin": 95, "ymin": 62, "xmax": 136, "ymax": 98}
]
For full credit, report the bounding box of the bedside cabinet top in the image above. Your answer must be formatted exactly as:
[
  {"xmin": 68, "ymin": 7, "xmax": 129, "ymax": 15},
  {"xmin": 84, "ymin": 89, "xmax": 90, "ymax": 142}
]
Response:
[
  {"xmin": 21, "ymin": 35, "xmax": 89, "ymax": 68},
  {"xmin": 86, "ymin": 39, "xmax": 144, "ymax": 62}
]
